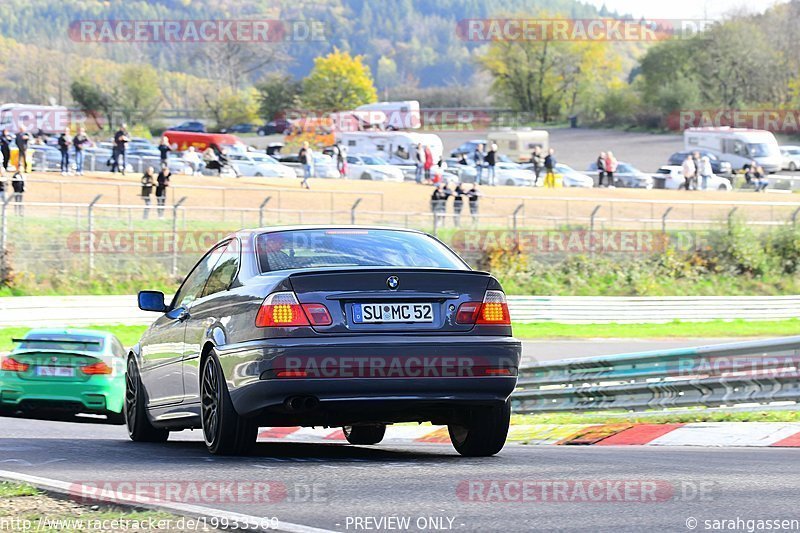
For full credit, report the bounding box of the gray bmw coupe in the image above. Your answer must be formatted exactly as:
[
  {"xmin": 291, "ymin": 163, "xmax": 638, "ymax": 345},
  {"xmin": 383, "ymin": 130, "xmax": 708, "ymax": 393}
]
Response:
[{"xmin": 128, "ymin": 226, "xmax": 521, "ymax": 456}]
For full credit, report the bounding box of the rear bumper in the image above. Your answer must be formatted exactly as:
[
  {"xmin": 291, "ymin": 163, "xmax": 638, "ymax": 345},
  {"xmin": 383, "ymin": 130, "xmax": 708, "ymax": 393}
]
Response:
[
  {"xmin": 216, "ymin": 335, "xmax": 521, "ymax": 423},
  {"xmin": 0, "ymin": 374, "xmax": 125, "ymax": 414}
]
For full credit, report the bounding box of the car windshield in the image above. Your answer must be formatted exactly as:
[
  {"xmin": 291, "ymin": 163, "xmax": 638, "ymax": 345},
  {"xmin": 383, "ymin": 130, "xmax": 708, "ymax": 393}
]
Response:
[
  {"xmin": 361, "ymin": 156, "xmax": 387, "ymax": 165},
  {"xmin": 256, "ymin": 229, "xmax": 467, "ymax": 272},
  {"xmin": 747, "ymin": 143, "xmax": 779, "ymax": 157},
  {"xmin": 16, "ymin": 334, "xmax": 104, "ymax": 353}
]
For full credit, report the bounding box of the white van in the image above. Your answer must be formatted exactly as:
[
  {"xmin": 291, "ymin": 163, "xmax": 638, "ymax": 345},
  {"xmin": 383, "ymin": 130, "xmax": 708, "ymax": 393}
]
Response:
[
  {"xmin": 355, "ymin": 101, "xmax": 421, "ymax": 130},
  {"xmin": 0, "ymin": 103, "xmax": 73, "ymax": 134},
  {"xmin": 487, "ymin": 129, "xmax": 549, "ymax": 162},
  {"xmin": 336, "ymin": 131, "xmax": 443, "ymax": 165},
  {"xmin": 684, "ymin": 127, "xmax": 782, "ymax": 173}
]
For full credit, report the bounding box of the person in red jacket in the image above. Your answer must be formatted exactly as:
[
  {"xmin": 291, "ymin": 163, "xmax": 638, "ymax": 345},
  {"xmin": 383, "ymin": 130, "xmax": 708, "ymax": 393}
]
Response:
[{"xmin": 423, "ymin": 145, "xmax": 433, "ymax": 183}]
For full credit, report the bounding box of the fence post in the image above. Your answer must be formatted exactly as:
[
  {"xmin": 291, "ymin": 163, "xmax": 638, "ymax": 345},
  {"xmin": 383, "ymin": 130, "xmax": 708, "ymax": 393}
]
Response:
[
  {"xmin": 350, "ymin": 198, "xmax": 362, "ymax": 225},
  {"xmin": 171, "ymin": 196, "xmax": 188, "ymax": 277},
  {"xmin": 791, "ymin": 206, "xmax": 800, "ymax": 228},
  {"xmin": 0, "ymin": 195, "xmax": 12, "ymax": 265},
  {"xmin": 259, "ymin": 196, "xmax": 272, "ymax": 227},
  {"xmin": 661, "ymin": 207, "xmax": 673, "ymax": 237},
  {"xmin": 589, "ymin": 205, "xmax": 602, "ymax": 255},
  {"xmin": 727, "ymin": 206, "xmax": 738, "ymax": 230},
  {"xmin": 87, "ymin": 194, "xmax": 103, "ymax": 278},
  {"xmin": 512, "ymin": 203, "xmax": 524, "ymax": 250}
]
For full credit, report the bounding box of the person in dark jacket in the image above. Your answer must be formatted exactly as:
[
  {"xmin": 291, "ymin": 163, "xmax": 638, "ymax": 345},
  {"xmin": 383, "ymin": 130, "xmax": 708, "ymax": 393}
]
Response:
[
  {"xmin": 155, "ymin": 167, "xmax": 171, "ymax": 218},
  {"xmin": 11, "ymin": 171, "xmax": 24, "ymax": 215},
  {"xmin": 531, "ymin": 146, "xmax": 545, "ymax": 185},
  {"xmin": 141, "ymin": 167, "xmax": 155, "ymax": 219},
  {"xmin": 158, "ymin": 136, "xmax": 171, "ymax": 168},
  {"xmin": 485, "ymin": 144, "xmax": 497, "ymax": 186},
  {"xmin": 473, "ymin": 144, "xmax": 485, "ymax": 185},
  {"xmin": 430, "ymin": 183, "xmax": 448, "ymax": 227},
  {"xmin": 72, "ymin": 127, "xmax": 91, "ymax": 176},
  {"xmin": 111, "ymin": 123, "xmax": 129, "ymax": 174},
  {"xmin": 15, "ymin": 126, "xmax": 30, "ymax": 174},
  {"xmin": 467, "ymin": 184, "xmax": 481, "ymax": 224},
  {"xmin": 0, "ymin": 129, "xmax": 13, "ymax": 173},
  {"xmin": 57, "ymin": 128, "xmax": 72, "ymax": 175},
  {"xmin": 596, "ymin": 152, "xmax": 606, "ymax": 187},
  {"xmin": 543, "ymin": 148, "xmax": 557, "ymax": 188},
  {"xmin": 452, "ymin": 182, "xmax": 466, "ymax": 227}
]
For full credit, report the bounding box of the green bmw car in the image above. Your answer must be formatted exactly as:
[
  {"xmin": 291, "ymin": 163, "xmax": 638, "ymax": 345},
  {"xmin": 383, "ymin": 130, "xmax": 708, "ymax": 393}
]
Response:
[{"xmin": 0, "ymin": 329, "xmax": 127, "ymax": 424}]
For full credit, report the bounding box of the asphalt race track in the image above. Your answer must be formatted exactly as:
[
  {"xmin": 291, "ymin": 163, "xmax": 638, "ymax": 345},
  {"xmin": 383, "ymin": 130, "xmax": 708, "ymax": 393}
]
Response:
[{"xmin": 1, "ymin": 415, "xmax": 799, "ymax": 532}]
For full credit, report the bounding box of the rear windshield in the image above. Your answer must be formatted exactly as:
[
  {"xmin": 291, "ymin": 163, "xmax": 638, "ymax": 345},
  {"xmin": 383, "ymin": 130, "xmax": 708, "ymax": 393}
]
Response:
[
  {"xmin": 256, "ymin": 229, "xmax": 467, "ymax": 272},
  {"xmin": 16, "ymin": 335, "xmax": 104, "ymax": 352}
]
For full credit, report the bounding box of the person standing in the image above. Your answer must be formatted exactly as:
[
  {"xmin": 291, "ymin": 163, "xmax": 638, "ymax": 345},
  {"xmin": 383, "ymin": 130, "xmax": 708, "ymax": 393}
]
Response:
[
  {"xmin": 298, "ymin": 141, "xmax": 313, "ymax": 189},
  {"xmin": 423, "ymin": 145, "xmax": 433, "ymax": 183},
  {"xmin": 414, "ymin": 143, "xmax": 424, "ymax": 184},
  {"xmin": 604, "ymin": 151, "xmax": 618, "ymax": 188},
  {"xmin": 57, "ymin": 128, "xmax": 72, "ymax": 175},
  {"xmin": 112, "ymin": 123, "xmax": 129, "ymax": 174},
  {"xmin": 155, "ymin": 166, "xmax": 171, "ymax": 218},
  {"xmin": 531, "ymin": 146, "xmax": 545, "ymax": 186},
  {"xmin": 158, "ymin": 136, "xmax": 171, "ymax": 169},
  {"xmin": 699, "ymin": 155, "xmax": 713, "ymax": 190},
  {"xmin": 486, "ymin": 143, "xmax": 497, "ymax": 186},
  {"xmin": 681, "ymin": 154, "xmax": 696, "ymax": 191},
  {"xmin": 467, "ymin": 184, "xmax": 481, "ymax": 225},
  {"xmin": 140, "ymin": 167, "xmax": 155, "ymax": 219},
  {"xmin": 0, "ymin": 174, "xmax": 5, "ymax": 203},
  {"xmin": 596, "ymin": 152, "xmax": 607, "ymax": 187},
  {"xmin": 452, "ymin": 182, "xmax": 466, "ymax": 227},
  {"xmin": 473, "ymin": 144, "xmax": 485, "ymax": 185},
  {"xmin": 0, "ymin": 129, "xmax": 13, "ymax": 173},
  {"xmin": 15, "ymin": 125, "xmax": 30, "ymax": 174},
  {"xmin": 335, "ymin": 142, "xmax": 346, "ymax": 178},
  {"xmin": 543, "ymin": 148, "xmax": 557, "ymax": 188},
  {"xmin": 430, "ymin": 183, "xmax": 448, "ymax": 227},
  {"xmin": 73, "ymin": 127, "xmax": 91, "ymax": 176},
  {"xmin": 11, "ymin": 171, "xmax": 24, "ymax": 216}
]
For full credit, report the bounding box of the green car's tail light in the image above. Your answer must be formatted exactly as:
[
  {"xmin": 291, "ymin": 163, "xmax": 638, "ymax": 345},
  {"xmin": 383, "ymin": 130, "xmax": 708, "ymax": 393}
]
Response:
[
  {"xmin": 1, "ymin": 357, "xmax": 29, "ymax": 372},
  {"xmin": 80, "ymin": 361, "xmax": 113, "ymax": 375}
]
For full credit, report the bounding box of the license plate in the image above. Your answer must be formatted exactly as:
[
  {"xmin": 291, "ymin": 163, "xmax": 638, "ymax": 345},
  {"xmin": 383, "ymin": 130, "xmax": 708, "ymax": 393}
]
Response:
[
  {"xmin": 353, "ymin": 303, "xmax": 433, "ymax": 323},
  {"xmin": 35, "ymin": 366, "xmax": 75, "ymax": 377}
]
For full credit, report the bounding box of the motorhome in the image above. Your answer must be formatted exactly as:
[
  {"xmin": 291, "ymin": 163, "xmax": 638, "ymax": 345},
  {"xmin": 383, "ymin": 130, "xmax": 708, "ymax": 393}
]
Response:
[
  {"xmin": 355, "ymin": 101, "xmax": 421, "ymax": 130},
  {"xmin": 487, "ymin": 129, "xmax": 549, "ymax": 162},
  {"xmin": 335, "ymin": 131, "xmax": 443, "ymax": 165},
  {"xmin": 684, "ymin": 127, "xmax": 782, "ymax": 173}
]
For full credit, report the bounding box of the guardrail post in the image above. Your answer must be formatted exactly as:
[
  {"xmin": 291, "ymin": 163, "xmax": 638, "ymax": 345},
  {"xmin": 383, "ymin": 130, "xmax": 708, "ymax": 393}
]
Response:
[
  {"xmin": 512, "ymin": 203, "xmax": 524, "ymax": 250},
  {"xmin": 171, "ymin": 196, "xmax": 188, "ymax": 277},
  {"xmin": 259, "ymin": 196, "xmax": 272, "ymax": 227},
  {"xmin": 350, "ymin": 198, "xmax": 362, "ymax": 225},
  {"xmin": 87, "ymin": 194, "xmax": 102, "ymax": 278}
]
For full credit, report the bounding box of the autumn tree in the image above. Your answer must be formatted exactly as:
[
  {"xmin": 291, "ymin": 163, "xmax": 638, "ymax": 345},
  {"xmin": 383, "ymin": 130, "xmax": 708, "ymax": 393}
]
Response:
[{"xmin": 300, "ymin": 49, "xmax": 377, "ymax": 111}]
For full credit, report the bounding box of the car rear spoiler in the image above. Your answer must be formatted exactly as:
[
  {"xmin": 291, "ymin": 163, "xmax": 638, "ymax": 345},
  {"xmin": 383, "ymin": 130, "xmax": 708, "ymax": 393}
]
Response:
[{"xmin": 11, "ymin": 338, "xmax": 102, "ymax": 345}]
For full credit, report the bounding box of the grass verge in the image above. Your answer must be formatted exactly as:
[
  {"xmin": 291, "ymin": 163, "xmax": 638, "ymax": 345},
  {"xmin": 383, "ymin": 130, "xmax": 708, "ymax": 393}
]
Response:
[{"xmin": 511, "ymin": 410, "xmax": 800, "ymax": 426}]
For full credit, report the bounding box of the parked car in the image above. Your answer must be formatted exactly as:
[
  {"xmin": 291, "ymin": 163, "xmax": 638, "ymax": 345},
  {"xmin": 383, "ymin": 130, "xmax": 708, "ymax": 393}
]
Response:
[
  {"xmin": 170, "ymin": 121, "xmax": 206, "ymax": 133},
  {"xmin": 345, "ymin": 154, "xmax": 404, "ymax": 181},
  {"xmin": 225, "ymin": 152, "xmax": 295, "ymax": 178},
  {"xmin": 586, "ymin": 161, "xmax": 653, "ymax": 189},
  {"xmin": 257, "ymin": 119, "xmax": 293, "ymax": 136},
  {"xmin": 275, "ymin": 153, "xmax": 340, "ymax": 178},
  {"xmin": 450, "ymin": 140, "xmax": 486, "ymax": 158},
  {"xmin": 667, "ymin": 151, "xmax": 733, "ymax": 176},
  {"xmin": 127, "ymin": 148, "xmax": 191, "ymax": 174},
  {"xmin": 221, "ymin": 123, "xmax": 255, "ymax": 134},
  {"xmin": 443, "ymin": 158, "xmax": 478, "ymax": 183},
  {"xmin": 653, "ymin": 165, "xmax": 732, "ymax": 191},
  {"xmin": 554, "ymin": 163, "xmax": 594, "ymax": 188},
  {"xmin": 780, "ymin": 145, "xmax": 800, "ymax": 171},
  {"xmin": 0, "ymin": 328, "xmax": 127, "ymax": 423},
  {"xmin": 131, "ymin": 227, "xmax": 520, "ymax": 455}
]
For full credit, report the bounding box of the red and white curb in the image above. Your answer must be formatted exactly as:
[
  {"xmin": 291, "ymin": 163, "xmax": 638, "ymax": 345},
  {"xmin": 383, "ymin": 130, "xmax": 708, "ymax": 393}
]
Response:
[{"xmin": 258, "ymin": 423, "xmax": 800, "ymax": 447}]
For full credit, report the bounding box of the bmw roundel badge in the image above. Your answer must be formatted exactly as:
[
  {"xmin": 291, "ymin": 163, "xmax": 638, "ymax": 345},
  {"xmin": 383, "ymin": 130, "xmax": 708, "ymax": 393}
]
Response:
[{"xmin": 387, "ymin": 276, "xmax": 399, "ymax": 289}]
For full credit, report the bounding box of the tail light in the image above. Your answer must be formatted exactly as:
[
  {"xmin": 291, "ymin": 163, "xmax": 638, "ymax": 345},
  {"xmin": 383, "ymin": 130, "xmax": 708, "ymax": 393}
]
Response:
[
  {"xmin": 456, "ymin": 290, "xmax": 511, "ymax": 326},
  {"xmin": 81, "ymin": 362, "xmax": 113, "ymax": 375},
  {"xmin": 1, "ymin": 357, "xmax": 29, "ymax": 372},
  {"xmin": 302, "ymin": 304, "xmax": 332, "ymax": 326},
  {"xmin": 256, "ymin": 292, "xmax": 310, "ymax": 327}
]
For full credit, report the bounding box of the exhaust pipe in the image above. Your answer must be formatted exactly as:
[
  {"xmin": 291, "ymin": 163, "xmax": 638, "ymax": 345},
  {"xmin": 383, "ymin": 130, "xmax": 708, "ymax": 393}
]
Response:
[{"xmin": 284, "ymin": 395, "xmax": 319, "ymax": 411}]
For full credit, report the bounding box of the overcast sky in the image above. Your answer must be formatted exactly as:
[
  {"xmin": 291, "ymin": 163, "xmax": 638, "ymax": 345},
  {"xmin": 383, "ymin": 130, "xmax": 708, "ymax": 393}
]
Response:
[{"xmin": 582, "ymin": 0, "xmax": 788, "ymax": 19}]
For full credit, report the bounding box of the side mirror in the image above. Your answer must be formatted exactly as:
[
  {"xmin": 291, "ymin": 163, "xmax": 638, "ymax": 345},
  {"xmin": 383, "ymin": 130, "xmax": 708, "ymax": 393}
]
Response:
[{"xmin": 138, "ymin": 291, "xmax": 167, "ymax": 313}]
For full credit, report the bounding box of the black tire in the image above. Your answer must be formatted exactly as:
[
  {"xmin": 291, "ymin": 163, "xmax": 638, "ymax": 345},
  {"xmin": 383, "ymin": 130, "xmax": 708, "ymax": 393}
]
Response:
[
  {"xmin": 201, "ymin": 352, "xmax": 258, "ymax": 455},
  {"xmin": 360, "ymin": 172, "xmax": 372, "ymax": 180},
  {"xmin": 448, "ymin": 400, "xmax": 511, "ymax": 457},
  {"xmin": 790, "ymin": 162, "xmax": 797, "ymax": 172},
  {"xmin": 125, "ymin": 357, "xmax": 169, "ymax": 442},
  {"xmin": 343, "ymin": 424, "xmax": 386, "ymax": 445}
]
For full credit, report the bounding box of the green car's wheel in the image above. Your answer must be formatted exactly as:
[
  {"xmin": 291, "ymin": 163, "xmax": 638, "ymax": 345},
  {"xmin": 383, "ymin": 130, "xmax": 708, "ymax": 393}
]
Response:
[
  {"xmin": 201, "ymin": 353, "xmax": 257, "ymax": 455},
  {"xmin": 125, "ymin": 357, "xmax": 169, "ymax": 442}
]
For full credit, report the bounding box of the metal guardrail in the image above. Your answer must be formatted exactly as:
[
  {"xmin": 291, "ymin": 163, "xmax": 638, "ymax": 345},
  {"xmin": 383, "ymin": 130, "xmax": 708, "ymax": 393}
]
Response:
[
  {"xmin": 512, "ymin": 336, "xmax": 800, "ymax": 414},
  {"xmin": 507, "ymin": 296, "xmax": 800, "ymax": 323}
]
